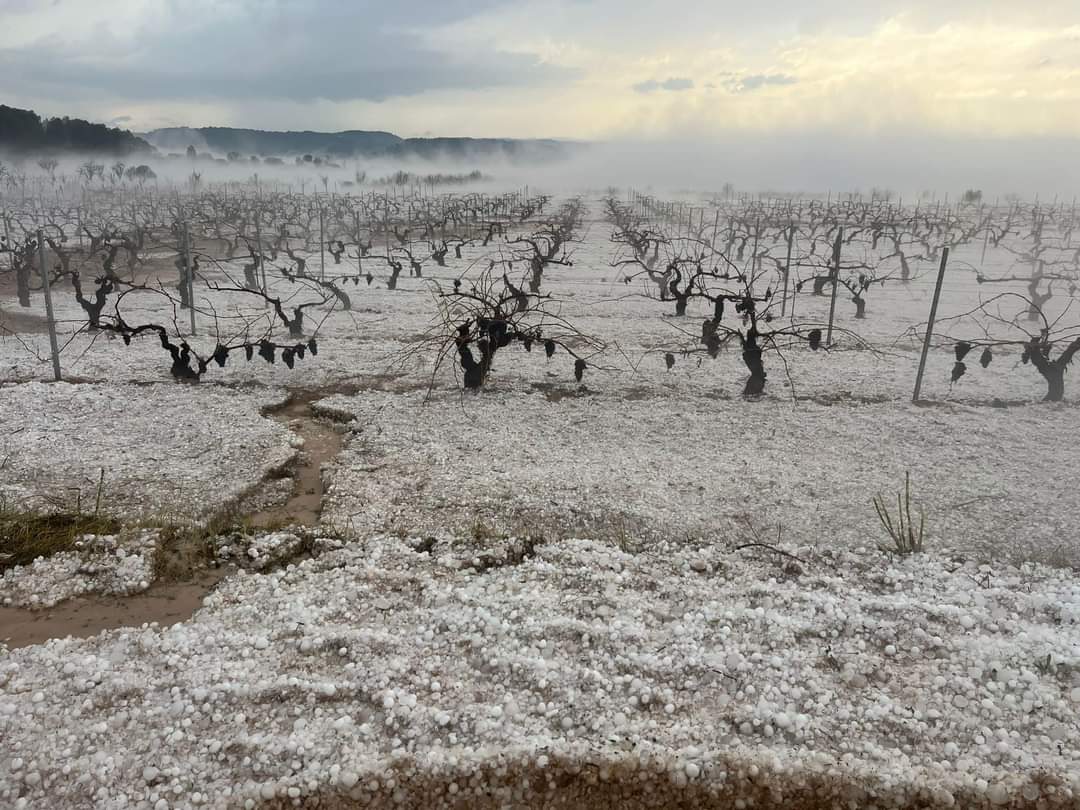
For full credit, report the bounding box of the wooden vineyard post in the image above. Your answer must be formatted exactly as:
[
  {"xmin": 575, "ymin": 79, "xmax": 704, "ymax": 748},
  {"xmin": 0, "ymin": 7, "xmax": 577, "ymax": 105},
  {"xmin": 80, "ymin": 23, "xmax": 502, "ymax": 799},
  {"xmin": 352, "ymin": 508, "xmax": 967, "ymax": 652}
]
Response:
[
  {"xmin": 1069, "ymin": 197, "xmax": 1077, "ymax": 249},
  {"xmin": 254, "ymin": 201, "xmax": 266, "ymax": 296},
  {"xmin": 36, "ymin": 229, "xmax": 62, "ymax": 382},
  {"xmin": 319, "ymin": 205, "xmax": 326, "ymax": 281},
  {"xmin": 912, "ymin": 247, "xmax": 950, "ymax": 403},
  {"xmin": 183, "ymin": 222, "xmax": 196, "ymax": 336},
  {"xmin": 825, "ymin": 228, "xmax": 843, "ymax": 347},
  {"xmin": 750, "ymin": 216, "xmax": 761, "ymax": 290},
  {"xmin": 2, "ymin": 212, "xmax": 10, "ymax": 272},
  {"xmin": 781, "ymin": 219, "xmax": 794, "ymax": 317},
  {"xmin": 384, "ymin": 195, "xmax": 390, "ymax": 261},
  {"xmin": 355, "ymin": 209, "xmax": 363, "ymax": 275}
]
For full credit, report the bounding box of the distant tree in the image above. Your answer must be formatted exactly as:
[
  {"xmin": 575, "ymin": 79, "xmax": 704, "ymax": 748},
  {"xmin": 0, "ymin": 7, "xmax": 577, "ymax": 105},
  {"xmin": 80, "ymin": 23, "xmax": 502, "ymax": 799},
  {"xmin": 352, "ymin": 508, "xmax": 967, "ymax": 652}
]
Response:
[
  {"xmin": 124, "ymin": 164, "xmax": 156, "ymax": 184},
  {"xmin": 78, "ymin": 161, "xmax": 104, "ymax": 184},
  {"xmin": 186, "ymin": 144, "xmax": 197, "ymax": 160},
  {"xmin": 0, "ymin": 105, "xmax": 43, "ymax": 150},
  {"xmin": 0, "ymin": 107, "xmax": 155, "ymax": 155},
  {"xmin": 226, "ymin": 151, "xmax": 242, "ymax": 162}
]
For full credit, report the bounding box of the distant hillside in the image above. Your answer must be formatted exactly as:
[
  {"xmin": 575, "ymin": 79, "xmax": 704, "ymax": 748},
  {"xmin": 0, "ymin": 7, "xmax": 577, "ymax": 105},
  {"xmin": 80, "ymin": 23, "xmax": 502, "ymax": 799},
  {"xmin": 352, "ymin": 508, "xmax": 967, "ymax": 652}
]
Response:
[
  {"xmin": 0, "ymin": 105, "xmax": 154, "ymax": 156},
  {"xmin": 144, "ymin": 126, "xmax": 576, "ymax": 163}
]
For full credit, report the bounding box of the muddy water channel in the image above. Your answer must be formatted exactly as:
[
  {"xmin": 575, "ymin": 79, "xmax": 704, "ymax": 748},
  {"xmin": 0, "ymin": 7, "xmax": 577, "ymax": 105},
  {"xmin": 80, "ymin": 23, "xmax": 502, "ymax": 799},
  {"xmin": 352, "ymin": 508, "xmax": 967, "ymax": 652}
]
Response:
[
  {"xmin": 0, "ymin": 387, "xmax": 351, "ymax": 649},
  {"xmin": 0, "ymin": 572, "xmax": 227, "ymax": 650},
  {"xmin": 248, "ymin": 393, "xmax": 347, "ymax": 529}
]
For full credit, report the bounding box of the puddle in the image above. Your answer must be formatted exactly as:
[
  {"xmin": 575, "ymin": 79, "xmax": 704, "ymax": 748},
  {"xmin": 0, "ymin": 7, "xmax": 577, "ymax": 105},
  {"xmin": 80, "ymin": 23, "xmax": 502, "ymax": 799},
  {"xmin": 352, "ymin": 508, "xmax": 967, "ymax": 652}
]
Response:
[
  {"xmin": 0, "ymin": 570, "xmax": 225, "ymax": 650},
  {"xmin": 0, "ymin": 385, "xmax": 354, "ymax": 649}
]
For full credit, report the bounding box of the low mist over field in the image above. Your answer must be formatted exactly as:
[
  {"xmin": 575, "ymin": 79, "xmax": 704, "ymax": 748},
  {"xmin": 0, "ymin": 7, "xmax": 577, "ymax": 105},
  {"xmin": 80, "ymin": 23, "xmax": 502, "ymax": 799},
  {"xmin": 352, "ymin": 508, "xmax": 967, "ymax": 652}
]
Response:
[{"xmin": 4, "ymin": 129, "xmax": 1078, "ymax": 200}]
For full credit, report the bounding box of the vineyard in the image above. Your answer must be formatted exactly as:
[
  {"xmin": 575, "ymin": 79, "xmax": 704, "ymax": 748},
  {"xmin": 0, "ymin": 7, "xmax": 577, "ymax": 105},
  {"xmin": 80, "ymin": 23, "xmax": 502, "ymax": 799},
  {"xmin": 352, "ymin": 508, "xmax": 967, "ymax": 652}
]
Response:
[
  {"xmin": 2, "ymin": 174, "xmax": 1077, "ymax": 399},
  {"xmin": 1, "ymin": 167, "xmax": 1079, "ymax": 809}
]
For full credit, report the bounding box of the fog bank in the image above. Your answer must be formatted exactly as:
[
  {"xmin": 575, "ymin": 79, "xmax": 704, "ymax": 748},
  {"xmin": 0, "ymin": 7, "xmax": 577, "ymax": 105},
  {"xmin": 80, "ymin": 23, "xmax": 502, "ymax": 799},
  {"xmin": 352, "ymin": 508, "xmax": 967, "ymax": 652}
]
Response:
[{"xmin": 3, "ymin": 132, "xmax": 1077, "ymax": 201}]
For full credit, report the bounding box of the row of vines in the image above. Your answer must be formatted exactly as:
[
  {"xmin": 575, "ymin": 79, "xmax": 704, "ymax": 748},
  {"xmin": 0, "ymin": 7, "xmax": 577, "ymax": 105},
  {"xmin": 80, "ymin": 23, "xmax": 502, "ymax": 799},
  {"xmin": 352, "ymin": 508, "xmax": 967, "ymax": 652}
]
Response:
[{"xmin": 1, "ymin": 176, "xmax": 1078, "ymax": 401}]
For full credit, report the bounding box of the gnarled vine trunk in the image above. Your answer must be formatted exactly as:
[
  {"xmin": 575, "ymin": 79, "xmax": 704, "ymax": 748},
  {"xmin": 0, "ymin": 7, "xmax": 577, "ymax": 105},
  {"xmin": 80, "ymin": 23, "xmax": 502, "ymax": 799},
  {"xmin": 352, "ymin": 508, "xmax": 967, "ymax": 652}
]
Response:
[
  {"xmin": 1027, "ymin": 336, "xmax": 1080, "ymax": 402},
  {"xmin": 1041, "ymin": 366, "xmax": 1066, "ymax": 402},
  {"xmin": 812, "ymin": 274, "xmax": 835, "ymax": 296},
  {"xmin": 15, "ymin": 257, "xmax": 31, "ymax": 307},
  {"xmin": 741, "ymin": 331, "xmax": 766, "ymax": 397},
  {"xmin": 528, "ymin": 258, "xmax": 543, "ymax": 294}
]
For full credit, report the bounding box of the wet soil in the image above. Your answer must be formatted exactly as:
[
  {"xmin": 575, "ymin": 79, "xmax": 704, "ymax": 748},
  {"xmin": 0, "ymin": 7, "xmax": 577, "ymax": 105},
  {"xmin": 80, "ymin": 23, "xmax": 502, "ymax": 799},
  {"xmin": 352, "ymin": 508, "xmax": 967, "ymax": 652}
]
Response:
[
  {"xmin": 246, "ymin": 392, "xmax": 348, "ymax": 528},
  {"xmin": 0, "ymin": 570, "xmax": 225, "ymax": 650},
  {"xmin": 0, "ymin": 386, "xmax": 353, "ymax": 649}
]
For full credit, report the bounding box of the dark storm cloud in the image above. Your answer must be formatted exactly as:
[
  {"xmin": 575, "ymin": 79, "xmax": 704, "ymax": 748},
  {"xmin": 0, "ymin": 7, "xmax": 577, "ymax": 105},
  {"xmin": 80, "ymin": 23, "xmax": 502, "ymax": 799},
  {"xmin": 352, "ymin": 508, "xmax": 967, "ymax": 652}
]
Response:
[
  {"xmin": 633, "ymin": 77, "xmax": 695, "ymax": 94},
  {"xmin": 0, "ymin": 0, "xmax": 573, "ymax": 104}
]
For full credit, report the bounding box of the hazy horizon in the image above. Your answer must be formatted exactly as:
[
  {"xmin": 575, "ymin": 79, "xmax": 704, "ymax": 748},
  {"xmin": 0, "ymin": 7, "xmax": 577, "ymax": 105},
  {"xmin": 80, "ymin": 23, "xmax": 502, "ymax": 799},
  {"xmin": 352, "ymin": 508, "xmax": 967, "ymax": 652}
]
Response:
[{"xmin": 5, "ymin": 133, "xmax": 1079, "ymax": 200}]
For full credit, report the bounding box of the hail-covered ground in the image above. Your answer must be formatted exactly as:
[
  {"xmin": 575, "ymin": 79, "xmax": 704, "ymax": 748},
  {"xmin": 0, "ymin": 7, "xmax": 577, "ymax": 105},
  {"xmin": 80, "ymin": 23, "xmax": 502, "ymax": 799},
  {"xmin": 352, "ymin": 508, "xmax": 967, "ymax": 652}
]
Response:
[{"xmin": 1, "ymin": 194, "xmax": 1079, "ymax": 809}]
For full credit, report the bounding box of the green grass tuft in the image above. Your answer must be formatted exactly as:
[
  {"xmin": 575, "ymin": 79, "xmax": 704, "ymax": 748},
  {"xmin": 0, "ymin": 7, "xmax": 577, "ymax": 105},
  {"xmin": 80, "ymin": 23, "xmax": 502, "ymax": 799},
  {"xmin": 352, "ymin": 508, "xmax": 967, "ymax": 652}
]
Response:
[
  {"xmin": 0, "ymin": 498, "xmax": 121, "ymax": 572},
  {"xmin": 873, "ymin": 471, "xmax": 927, "ymax": 555}
]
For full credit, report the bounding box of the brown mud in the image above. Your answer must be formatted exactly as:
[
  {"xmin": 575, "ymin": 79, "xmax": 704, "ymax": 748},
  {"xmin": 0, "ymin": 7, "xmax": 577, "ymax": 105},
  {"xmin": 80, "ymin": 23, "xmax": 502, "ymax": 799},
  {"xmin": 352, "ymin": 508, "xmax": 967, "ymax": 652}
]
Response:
[
  {"xmin": 0, "ymin": 570, "xmax": 225, "ymax": 649},
  {"xmin": 0, "ymin": 386, "xmax": 354, "ymax": 649}
]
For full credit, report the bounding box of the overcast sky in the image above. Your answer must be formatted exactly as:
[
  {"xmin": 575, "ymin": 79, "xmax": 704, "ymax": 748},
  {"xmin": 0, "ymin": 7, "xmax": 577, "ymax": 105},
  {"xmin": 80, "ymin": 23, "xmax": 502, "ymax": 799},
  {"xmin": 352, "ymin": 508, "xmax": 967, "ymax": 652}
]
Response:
[{"xmin": 1, "ymin": 0, "xmax": 1078, "ymax": 143}]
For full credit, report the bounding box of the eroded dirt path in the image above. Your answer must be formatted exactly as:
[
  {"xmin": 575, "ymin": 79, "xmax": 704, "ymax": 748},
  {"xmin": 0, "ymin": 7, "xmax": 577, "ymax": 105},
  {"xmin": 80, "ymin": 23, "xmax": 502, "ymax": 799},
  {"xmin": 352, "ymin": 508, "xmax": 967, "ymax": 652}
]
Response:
[
  {"xmin": 247, "ymin": 390, "xmax": 349, "ymax": 529},
  {"xmin": 1, "ymin": 385, "xmax": 354, "ymax": 649}
]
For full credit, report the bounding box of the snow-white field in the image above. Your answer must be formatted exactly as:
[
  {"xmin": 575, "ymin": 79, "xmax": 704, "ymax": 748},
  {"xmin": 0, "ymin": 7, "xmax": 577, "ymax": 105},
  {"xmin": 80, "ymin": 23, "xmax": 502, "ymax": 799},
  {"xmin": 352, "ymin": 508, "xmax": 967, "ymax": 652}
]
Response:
[
  {"xmin": 1, "ymin": 192, "xmax": 1079, "ymax": 809},
  {"xmin": 0, "ymin": 382, "xmax": 294, "ymax": 518},
  {"xmin": 2, "ymin": 537, "xmax": 1080, "ymax": 809}
]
